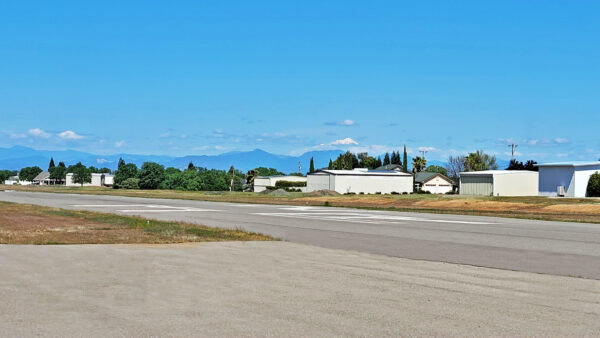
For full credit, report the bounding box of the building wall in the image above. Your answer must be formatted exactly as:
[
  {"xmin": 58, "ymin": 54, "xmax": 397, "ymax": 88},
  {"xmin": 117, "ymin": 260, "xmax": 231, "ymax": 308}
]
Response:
[
  {"xmin": 66, "ymin": 174, "xmax": 113, "ymax": 187},
  {"xmin": 460, "ymin": 175, "xmax": 493, "ymax": 196},
  {"xmin": 253, "ymin": 177, "xmax": 271, "ymax": 192},
  {"xmin": 254, "ymin": 176, "xmax": 307, "ymax": 192},
  {"xmin": 573, "ymin": 167, "xmax": 600, "ymax": 197},
  {"xmin": 538, "ymin": 167, "xmax": 575, "ymax": 197},
  {"xmin": 421, "ymin": 176, "xmax": 453, "ymax": 194},
  {"xmin": 331, "ymin": 175, "xmax": 413, "ymax": 194},
  {"xmin": 493, "ymin": 172, "xmax": 539, "ymax": 196},
  {"xmin": 307, "ymin": 174, "xmax": 332, "ymax": 191}
]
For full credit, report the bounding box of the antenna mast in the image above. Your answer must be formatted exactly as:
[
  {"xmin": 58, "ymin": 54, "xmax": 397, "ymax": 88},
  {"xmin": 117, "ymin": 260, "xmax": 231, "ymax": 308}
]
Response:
[{"xmin": 508, "ymin": 144, "xmax": 518, "ymax": 160}]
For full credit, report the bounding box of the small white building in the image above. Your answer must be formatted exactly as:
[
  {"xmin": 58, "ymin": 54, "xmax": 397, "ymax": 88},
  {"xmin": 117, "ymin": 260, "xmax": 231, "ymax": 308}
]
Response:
[
  {"xmin": 3, "ymin": 176, "xmax": 23, "ymax": 185},
  {"xmin": 307, "ymin": 168, "xmax": 413, "ymax": 194},
  {"xmin": 254, "ymin": 175, "xmax": 307, "ymax": 192},
  {"xmin": 460, "ymin": 170, "xmax": 539, "ymax": 196},
  {"xmin": 32, "ymin": 172, "xmax": 53, "ymax": 185},
  {"xmin": 537, "ymin": 162, "xmax": 600, "ymax": 197},
  {"xmin": 414, "ymin": 172, "xmax": 455, "ymax": 194},
  {"xmin": 66, "ymin": 173, "xmax": 114, "ymax": 187}
]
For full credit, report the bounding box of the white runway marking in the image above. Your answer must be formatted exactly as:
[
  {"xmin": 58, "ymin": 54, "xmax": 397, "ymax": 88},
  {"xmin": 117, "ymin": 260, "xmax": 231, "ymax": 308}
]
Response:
[
  {"xmin": 254, "ymin": 208, "xmax": 493, "ymax": 225},
  {"xmin": 72, "ymin": 204, "xmax": 221, "ymax": 213}
]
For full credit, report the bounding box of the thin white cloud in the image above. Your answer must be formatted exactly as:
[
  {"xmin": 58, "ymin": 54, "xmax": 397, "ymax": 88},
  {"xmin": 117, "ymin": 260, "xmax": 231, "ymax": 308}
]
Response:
[
  {"xmin": 160, "ymin": 132, "xmax": 170, "ymax": 138},
  {"xmin": 96, "ymin": 158, "xmax": 112, "ymax": 164},
  {"xmin": 9, "ymin": 132, "xmax": 27, "ymax": 139},
  {"xmin": 58, "ymin": 130, "xmax": 83, "ymax": 140},
  {"xmin": 418, "ymin": 146, "xmax": 438, "ymax": 152},
  {"xmin": 114, "ymin": 140, "xmax": 126, "ymax": 148},
  {"xmin": 326, "ymin": 119, "xmax": 356, "ymax": 126},
  {"xmin": 332, "ymin": 137, "xmax": 358, "ymax": 145},
  {"xmin": 525, "ymin": 139, "xmax": 539, "ymax": 146},
  {"xmin": 28, "ymin": 128, "xmax": 51, "ymax": 138},
  {"xmin": 554, "ymin": 138, "xmax": 569, "ymax": 144}
]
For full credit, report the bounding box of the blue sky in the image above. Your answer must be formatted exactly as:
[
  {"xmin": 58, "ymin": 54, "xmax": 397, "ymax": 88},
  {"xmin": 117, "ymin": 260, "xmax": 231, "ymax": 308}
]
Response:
[{"xmin": 1, "ymin": 1, "xmax": 599, "ymax": 162}]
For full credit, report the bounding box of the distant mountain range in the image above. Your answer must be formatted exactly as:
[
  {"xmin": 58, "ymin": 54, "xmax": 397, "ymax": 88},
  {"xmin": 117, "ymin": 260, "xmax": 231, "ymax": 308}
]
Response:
[
  {"xmin": 0, "ymin": 146, "xmax": 510, "ymax": 173},
  {"xmin": 0, "ymin": 146, "xmax": 345, "ymax": 173}
]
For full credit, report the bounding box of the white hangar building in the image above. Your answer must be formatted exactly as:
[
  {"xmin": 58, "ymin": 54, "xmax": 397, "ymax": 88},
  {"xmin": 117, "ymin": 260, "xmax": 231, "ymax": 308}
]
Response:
[
  {"xmin": 459, "ymin": 170, "xmax": 539, "ymax": 196},
  {"xmin": 253, "ymin": 175, "xmax": 307, "ymax": 193},
  {"xmin": 307, "ymin": 168, "xmax": 413, "ymax": 194},
  {"xmin": 66, "ymin": 173, "xmax": 114, "ymax": 187},
  {"xmin": 537, "ymin": 162, "xmax": 600, "ymax": 197}
]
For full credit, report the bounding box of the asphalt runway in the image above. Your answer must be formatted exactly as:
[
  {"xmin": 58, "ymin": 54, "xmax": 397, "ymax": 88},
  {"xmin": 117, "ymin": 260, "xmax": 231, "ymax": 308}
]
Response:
[
  {"xmin": 3, "ymin": 242, "xmax": 599, "ymax": 336},
  {"xmin": 2, "ymin": 190, "xmax": 600, "ymax": 279}
]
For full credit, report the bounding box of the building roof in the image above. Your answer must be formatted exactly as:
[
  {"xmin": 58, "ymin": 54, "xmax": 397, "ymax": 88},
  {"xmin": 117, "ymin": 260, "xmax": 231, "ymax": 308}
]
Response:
[
  {"xmin": 312, "ymin": 168, "xmax": 412, "ymax": 177},
  {"xmin": 32, "ymin": 171, "xmax": 50, "ymax": 181},
  {"xmin": 460, "ymin": 170, "xmax": 538, "ymax": 176},
  {"xmin": 537, "ymin": 161, "xmax": 600, "ymax": 167},
  {"xmin": 255, "ymin": 175, "xmax": 306, "ymax": 180},
  {"xmin": 376, "ymin": 164, "xmax": 403, "ymax": 171},
  {"xmin": 414, "ymin": 172, "xmax": 454, "ymax": 184}
]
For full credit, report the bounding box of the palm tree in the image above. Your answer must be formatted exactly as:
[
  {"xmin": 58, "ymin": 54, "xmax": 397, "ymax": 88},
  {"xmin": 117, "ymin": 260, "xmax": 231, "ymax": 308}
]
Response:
[{"xmin": 412, "ymin": 156, "xmax": 427, "ymax": 173}]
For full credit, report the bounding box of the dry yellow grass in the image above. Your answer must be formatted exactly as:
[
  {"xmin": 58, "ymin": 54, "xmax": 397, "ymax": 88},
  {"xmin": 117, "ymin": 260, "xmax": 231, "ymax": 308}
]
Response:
[{"xmin": 0, "ymin": 201, "xmax": 273, "ymax": 244}]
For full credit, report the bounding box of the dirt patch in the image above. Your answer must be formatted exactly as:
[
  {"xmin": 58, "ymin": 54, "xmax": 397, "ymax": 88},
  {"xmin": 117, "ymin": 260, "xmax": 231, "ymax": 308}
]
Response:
[
  {"xmin": 0, "ymin": 202, "xmax": 272, "ymax": 245},
  {"xmin": 305, "ymin": 190, "xmax": 341, "ymax": 197},
  {"xmin": 260, "ymin": 189, "xmax": 290, "ymax": 196}
]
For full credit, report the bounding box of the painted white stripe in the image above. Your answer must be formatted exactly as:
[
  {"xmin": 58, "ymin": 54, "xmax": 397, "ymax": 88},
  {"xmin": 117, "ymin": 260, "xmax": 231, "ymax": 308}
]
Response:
[
  {"xmin": 252, "ymin": 212, "xmax": 493, "ymax": 225},
  {"xmin": 118, "ymin": 209, "xmax": 219, "ymax": 213},
  {"xmin": 74, "ymin": 204, "xmax": 152, "ymax": 207}
]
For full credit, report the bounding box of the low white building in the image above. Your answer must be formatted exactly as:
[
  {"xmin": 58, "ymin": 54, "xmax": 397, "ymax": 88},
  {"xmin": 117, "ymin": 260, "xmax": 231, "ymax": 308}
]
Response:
[
  {"xmin": 414, "ymin": 172, "xmax": 454, "ymax": 194},
  {"xmin": 537, "ymin": 162, "xmax": 600, "ymax": 197},
  {"xmin": 460, "ymin": 170, "xmax": 539, "ymax": 196},
  {"xmin": 66, "ymin": 173, "xmax": 114, "ymax": 187},
  {"xmin": 3, "ymin": 176, "xmax": 23, "ymax": 185},
  {"xmin": 254, "ymin": 175, "xmax": 307, "ymax": 192},
  {"xmin": 32, "ymin": 172, "xmax": 53, "ymax": 185},
  {"xmin": 307, "ymin": 168, "xmax": 413, "ymax": 194}
]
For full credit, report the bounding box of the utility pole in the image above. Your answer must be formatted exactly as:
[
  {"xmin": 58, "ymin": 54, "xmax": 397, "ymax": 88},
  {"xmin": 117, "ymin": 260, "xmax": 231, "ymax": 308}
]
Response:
[
  {"xmin": 229, "ymin": 165, "xmax": 234, "ymax": 192},
  {"xmin": 419, "ymin": 150, "xmax": 428, "ymax": 159},
  {"xmin": 508, "ymin": 144, "xmax": 518, "ymax": 160},
  {"xmin": 298, "ymin": 161, "xmax": 302, "ymax": 173}
]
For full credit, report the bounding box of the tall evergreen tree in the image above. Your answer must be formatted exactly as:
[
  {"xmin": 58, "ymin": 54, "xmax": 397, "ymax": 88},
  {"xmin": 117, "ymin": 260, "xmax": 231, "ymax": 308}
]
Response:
[
  {"xmin": 376, "ymin": 156, "xmax": 382, "ymax": 168},
  {"xmin": 402, "ymin": 145, "xmax": 408, "ymax": 173},
  {"xmin": 392, "ymin": 151, "xmax": 400, "ymax": 164},
  {"xmin": 309, "ymin": 157, "xmax": 315, "ymax": 173},
  {"xmin": 188, "ymin": 161, "xmax": 195, "ymax": 170},
  {"xmin": 118, "ymin": 157, "xmax": 125, "ymax": 169},
  {"xmin": 328, "ymin": 159, "xmax": 333, "ymax": 169},
  {"xmin": 383, "ymin": 153, "xmax": 390, "ymax": 166},
  {"xmin": 58, "ymin": 161, "xmax": 66, "ymax": 168},
  {"xmin": 48, "ymin": 158, "xmax": 55, "ymax": 170}
]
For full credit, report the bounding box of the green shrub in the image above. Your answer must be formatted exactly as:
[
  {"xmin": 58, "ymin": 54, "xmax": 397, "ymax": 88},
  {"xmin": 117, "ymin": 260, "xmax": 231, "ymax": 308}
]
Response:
[
  {"xmin": 274, "ymin": 180, "xmax": 307, "ymax": 188},
  {"xmin": 587, "ymin": 172, "xmax": 600, "ymax": 197},
  {"xmin": 120, "ymin": 178, "xmax": 140, "ymax": 189},
  {"xmin": 391, "ymin": 191, "xmax": 399, "ymax": 195}
]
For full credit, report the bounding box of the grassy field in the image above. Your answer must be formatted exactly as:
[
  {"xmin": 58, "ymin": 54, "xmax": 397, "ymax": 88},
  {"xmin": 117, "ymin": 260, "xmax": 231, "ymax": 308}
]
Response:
[
  {"xmin": 3, "ymin": 184, "xmax": 600, "ymax": 223},
  {"xmin": 0, "ymin": 201, "xmax": 273, "ymax": 244}
]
